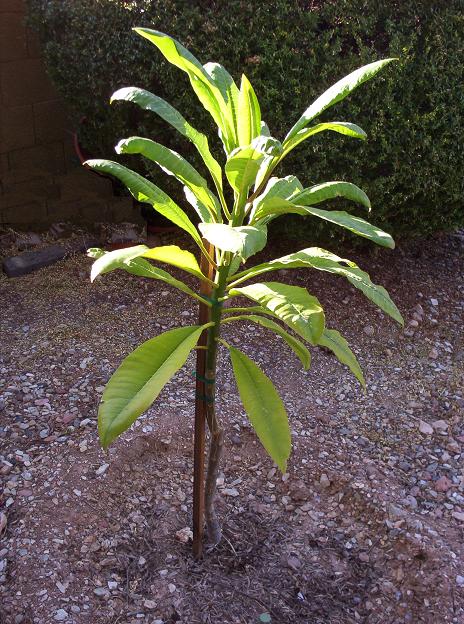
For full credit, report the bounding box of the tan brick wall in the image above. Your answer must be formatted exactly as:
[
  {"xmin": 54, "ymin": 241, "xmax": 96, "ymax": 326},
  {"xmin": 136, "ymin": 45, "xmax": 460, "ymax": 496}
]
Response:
[{"xmin": 0, "ymin": 0, "xmax": 141, "ymax": 228}]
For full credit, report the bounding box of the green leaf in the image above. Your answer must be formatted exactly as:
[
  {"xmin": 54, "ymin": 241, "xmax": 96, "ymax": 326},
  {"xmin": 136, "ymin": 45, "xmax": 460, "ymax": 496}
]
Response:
[
  {"xmin": 99, "ymin": 325, "xmax": 210, "ymax": 448},
  {"xmin": 318, "ymin": 328, "xmax": 365, "ymax": 387},
  {"xmin": 134, "ymin": 28, "xmax": 234, "ymax": 148},
  {"xmin": 88, "ymin": 247, "xmax": 209, "ymax": 304},
  {"xmin": 84, "ymin": 159, "xmax": 202, "ymax": 246},
  {"xmin": 111, "ymin": 86, "xmax": 223, "ymax": 197},
  {"xmin": 295, "ymin": 207, "xmax": 395, "ymax": 249},
  {"xmin": 226, "ymin": 345, "xmax": 291, "ymax": 472},
  {"xmin": 142, "ymin": 245, "xmax": 206, "ymax": 280},
  {"xmin": 198, "ymin": 223, "xmax": 267, "ymax": 262},
  {"xmin": 250, "ymin": 175, "xmax": 303, "ymax": 221},
  {"xmin": 116, "ymin": 137, "xmax": 219, "ymax": 221},
  {"xmin": 225, "ymin": 144, "xmax": 265, "ymax": 195},
  {"xmin": 222, "ymin": 314, "xmax": 310, "ymax": 369},
  {"xmin": 237, "ymin": 74, "xmax": 261, "ymax": 146},
  {"xmin": 282, "ymin": 121, "xmax": 366, "ymax": 157},
  {"xmin": 228, "ymin": 247, "xmax": 403, "ymax": 324},
  {"xmin": 286, "ymin": 58, "xmax": 396, "ymax": 140},
  {"xmin": 229, "ymin": 282, "xmax": 325, "ymax": 344},
  {"xmin": 292, "ymin": 181, "xmax": 371, "ymax": 210},
  {"xmin": 204, "ymin": 62, "xmax": 240, "ymax": 147}
]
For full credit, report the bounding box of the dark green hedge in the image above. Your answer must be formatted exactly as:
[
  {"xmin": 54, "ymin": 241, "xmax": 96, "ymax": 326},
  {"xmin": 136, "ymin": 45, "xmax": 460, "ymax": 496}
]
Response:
[{"xmin": 28, "ymin": 0, "xmax": 464, "ymax": 241}]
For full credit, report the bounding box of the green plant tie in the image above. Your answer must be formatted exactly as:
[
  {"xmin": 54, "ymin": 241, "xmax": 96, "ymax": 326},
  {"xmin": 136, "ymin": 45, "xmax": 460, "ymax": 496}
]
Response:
[
  {"xmin": 202, "ymin": 295, "xmax": 223, "ymax": 307},
  {"xmin": 192, "ymin": 371, "xmax": 215, "ymax": 384}
]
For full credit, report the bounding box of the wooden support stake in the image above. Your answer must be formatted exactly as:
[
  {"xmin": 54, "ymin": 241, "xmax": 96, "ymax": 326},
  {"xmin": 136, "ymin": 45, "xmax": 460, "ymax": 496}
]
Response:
[{"xmin": 192, "ymin": 241, "xmax": 214, "ymax": 559}]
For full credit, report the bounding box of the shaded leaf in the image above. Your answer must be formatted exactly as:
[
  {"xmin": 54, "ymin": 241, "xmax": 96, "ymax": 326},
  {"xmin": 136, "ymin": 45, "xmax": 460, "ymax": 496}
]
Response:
[{"xmin": 227, "ymin": 344, "xmax": 291, "ymax": 471}]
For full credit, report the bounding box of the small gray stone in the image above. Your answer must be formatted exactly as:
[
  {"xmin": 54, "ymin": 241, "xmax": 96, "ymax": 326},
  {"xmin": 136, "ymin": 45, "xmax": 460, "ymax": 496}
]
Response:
[
  {"xmin": 94, "ymin": 586, "xmax": 110, "ymax": 598},
  {"xmin": 54, "ymin": 609, "xmax": 68, "ymax": 621}
]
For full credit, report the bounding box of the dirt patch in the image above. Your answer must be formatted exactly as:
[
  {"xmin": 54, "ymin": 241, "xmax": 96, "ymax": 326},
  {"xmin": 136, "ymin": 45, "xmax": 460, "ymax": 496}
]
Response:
[{"xmin": 1, "ymin": 231, "xmax": 463, "ymax": 623}]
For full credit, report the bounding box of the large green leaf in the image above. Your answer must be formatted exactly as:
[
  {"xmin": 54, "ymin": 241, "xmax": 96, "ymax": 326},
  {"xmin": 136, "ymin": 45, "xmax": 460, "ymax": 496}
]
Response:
[
  {"xmin": 134, "ymin": 28, "xmax": 234, "ymax": 149},
  {"xmin": 318, "ymin": 328, "xmax": 365, "ymax": 387},
  {"xmin": 286, "ymin": 58, "xmax": 396, "ymax": 140},
  {"xmin": 295, "ymin": 207, "xmax": 395, "ymax": 249},
  {"xmin": 84, "ymin": 159, "xmax": 202, "ymax": 246},
  {"xmin": 111, "ymin": 86, "xmax": 223, "ymax": 198},
  {"xmin": 292, "ymin": 181, "xmax": 371, "ymax": 210},
  {"xmin": 88, "ymin": 247, "xmax": 209, "ymax": 304},
  {"xmin": 116, "ymin": 137, "xmax": 219, "ymax": 221},
  {"xmin": 142, "ymin": 245, "xmax": 206, "ymax": 281},
  {"xmin": 198, "ymin": 223, "xmax": 267, "ymax": 262},
  {"xmin": 99, "ymin": 325, "xmax": 210, "ymax": 448},
  {"xmin": 228, "ymin": 247, "xmax": 403, "ymax": 324},
  {"xmin": 237, "ymin": 74, "xmax": 261, "ymax": 147},
  {"xmin": 204, "ymin": 62, "xmax": 240, "ymax": 148},
  {"xmin": 226, "ymin": 345, "xmax": 291, "ymax": 471},
  {"xmin": 222, "ymin": 314, "xmax": 310, "ymax": 369},
  {"xmin": 282, "ymin": 121, "xmax": 366, "ymax": 157},
  {"xmin": 229, "ymin": 282, "xmax": 325, "ymax": 344},
  {"xmin": 225, "ymin": 144, "xmax": 265, "ymax": 195}
]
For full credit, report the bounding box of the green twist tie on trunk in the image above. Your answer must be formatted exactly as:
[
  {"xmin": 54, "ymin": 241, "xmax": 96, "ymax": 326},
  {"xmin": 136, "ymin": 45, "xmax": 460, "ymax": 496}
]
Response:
[
  {"xmin": 195, "ymin": 392, "xmax": 214, "ymax": 404},
  {"xmin": 202, "ymin": 295, "xmax": 223, "ymax": 307},
  {"xmin": 192, "ymin": 371, "xmax": 215, "ymax": 384}
]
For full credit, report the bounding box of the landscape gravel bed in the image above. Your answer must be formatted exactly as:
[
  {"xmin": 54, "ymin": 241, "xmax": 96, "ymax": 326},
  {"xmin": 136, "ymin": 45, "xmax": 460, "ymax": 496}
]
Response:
[{"xmin": 0, "ymin": 231, "xmax": 463, "ymax": 623}]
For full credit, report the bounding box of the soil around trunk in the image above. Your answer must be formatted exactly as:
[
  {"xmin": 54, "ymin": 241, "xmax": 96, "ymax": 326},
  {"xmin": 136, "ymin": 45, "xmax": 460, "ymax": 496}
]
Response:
[{"xmin": 0, "ymin": 231, "xmax": 463, "ymax": 623}]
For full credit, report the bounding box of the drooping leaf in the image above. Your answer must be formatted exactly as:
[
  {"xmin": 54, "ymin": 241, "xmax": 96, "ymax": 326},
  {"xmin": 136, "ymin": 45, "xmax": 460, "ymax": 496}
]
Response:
[
  {"xmin": 98, "ymin": 325, "xmax": 210, "ymax": 448},
  {"xmin": 237, "ymin": 74, "xmax": 261, "ymax": 146},
  {"xmin": 292, "ymin": 181, "xmax": 371, "ymax": 211},
  {"xmin": 84, "ymin": 159, "xmax": 202, "ymax": 246},
  {"xmin": 222, "ymin": 314, "xmax": 310, "ymax": 369},
  {"xmin": 226, "ymin": 344, "xmax": 291, "ymax": 471},
  {"xmin": 134, "ymin": 28, "xmax": 234, "ymax": 147},
  {"xmin": 115, "ymin": 137, "xmax": 220, "ymax": 221},
  {"xmin": 88, "ymin": 247, "xmax": 209, "ymax": 303},
  {"xmin": 295, "ymin": 207, "xmax": 395, "ymax": 249},
  {"xmin": 228, "ymin": 247, "xmax": 403, "ymax": 324},
  {"xmin": 282, "ymin": 121, "xmax": 366, "ymax": 157},
  {"xmin": 318, "ymin": 328, "xmax": 365, "ymax": 387},
  {"xmin": 229, "ymin": 282, "xmax": 325, "ymax": 344},
  {"xmin": 286, "ymin": 58, "xmax": 396, "ymax": 140},
  {"xmin": 111, "ymin": 86, "xmax": 223, "ymax": 197},
  {"xmin": 142, "ymin": 245, "xmax": 206, "ymax": 280},
  {"xmin": 199, "ymin": 223, "xmax": 267, "ymax": 262}
]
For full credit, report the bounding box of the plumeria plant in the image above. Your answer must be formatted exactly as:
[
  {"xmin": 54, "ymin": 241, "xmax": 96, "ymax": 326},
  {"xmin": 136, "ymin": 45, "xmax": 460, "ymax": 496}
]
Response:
[{"xmin": 85, "ymin": 29, "xmax": 403, "ymax": 554}]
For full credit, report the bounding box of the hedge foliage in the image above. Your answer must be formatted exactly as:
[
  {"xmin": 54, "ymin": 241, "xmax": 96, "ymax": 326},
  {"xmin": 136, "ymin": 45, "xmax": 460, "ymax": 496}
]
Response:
[{"xmin": 28, "ymin": 0, "xmax": 464, "ymax": 241}]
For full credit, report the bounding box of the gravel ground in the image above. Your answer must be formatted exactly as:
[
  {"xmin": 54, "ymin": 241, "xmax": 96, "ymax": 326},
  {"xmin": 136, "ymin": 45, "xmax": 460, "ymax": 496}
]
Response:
[{"xmin": 0, "ymin": 230, "xmax": 463, "ymax": 624}]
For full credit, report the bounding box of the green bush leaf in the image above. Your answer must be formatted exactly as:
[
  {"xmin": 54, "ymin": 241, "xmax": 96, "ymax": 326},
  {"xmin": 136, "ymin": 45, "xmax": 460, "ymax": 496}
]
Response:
[
  {"xmin": 318, "ymin": 328, "xmax": 365, "ymax": 387},
  {"xmin": 222, "ymin": 314, "xmax": 310, "ymax": 369},
  {"xmin": 84, "ymin": 159, "xmax": 202, "ymax": 246},
  {"xmin": 199, "ymin": 223, "xmax": 267, "ymax": 262},
  {"xmin": 111, "ymin": 86, "xmax": 223, "ymax": 196},
  {"xmin": 226, "ymin": 344, "xmax": 291, "ymax": 472},
  {"xmin": 115, "ymin": 137, "xmax": 219, "ymax": 222},
  {"xmin": 286, "ymin": 58, "xmax": 396, "ymax": 140},
  {"xmin": 229, "ymin": 282, "xmax": 325, "ymax": 344},
  {"xmin": 99, "ymin": 324, "xmax": 210, "ymax": 448}
]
